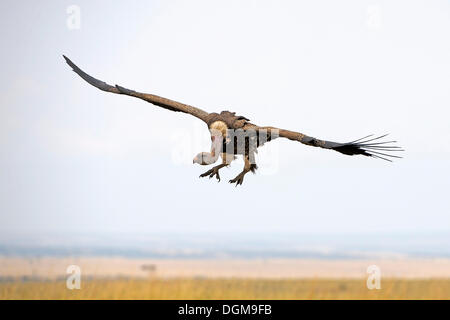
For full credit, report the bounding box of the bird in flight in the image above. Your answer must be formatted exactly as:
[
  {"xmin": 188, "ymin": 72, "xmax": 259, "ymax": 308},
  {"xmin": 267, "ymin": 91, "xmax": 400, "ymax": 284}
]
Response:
[{"xmin": 63, "ymin": 55, "xmax": 402, "ymax": 186}]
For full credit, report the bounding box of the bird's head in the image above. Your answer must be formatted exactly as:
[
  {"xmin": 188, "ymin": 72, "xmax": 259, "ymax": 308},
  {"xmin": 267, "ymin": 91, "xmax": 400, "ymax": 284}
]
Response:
[{"xmin": 193, "ymin": 152, "xmax": 210, "ymax": 165}]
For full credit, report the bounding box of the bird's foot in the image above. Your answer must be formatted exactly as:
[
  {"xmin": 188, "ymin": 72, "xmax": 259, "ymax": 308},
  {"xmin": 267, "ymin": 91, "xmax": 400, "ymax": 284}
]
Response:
[
  {"xmin": 199, "ymin": 167, "xmax": 221, "ymax": 182},
  {"xmin": 229, "ymin": 171, "xmax": 248, "ymax": 187}
]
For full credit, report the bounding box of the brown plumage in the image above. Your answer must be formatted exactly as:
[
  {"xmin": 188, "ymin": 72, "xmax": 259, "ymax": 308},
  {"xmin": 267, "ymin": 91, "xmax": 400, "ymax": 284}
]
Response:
[{"xmin": 63, "ymin": 55, "xmax": 403, "ymax": 186}]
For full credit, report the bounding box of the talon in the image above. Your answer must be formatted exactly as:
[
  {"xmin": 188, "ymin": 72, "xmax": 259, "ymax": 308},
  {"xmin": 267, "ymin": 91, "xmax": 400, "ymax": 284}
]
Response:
[
  {"xmin": 229, "ymin": 172, "xmax": 246, "ymax": 186},
  {"xmin": 200, "ymin": 169, "xmax": 213, "ymax": 179},
  {"xmin": 201, "ymin": 166, "xmax": 223, "ymax": 182},
  {"xmin": 208, "ymin": 170, "xmax": 220, "ymax": 182}
]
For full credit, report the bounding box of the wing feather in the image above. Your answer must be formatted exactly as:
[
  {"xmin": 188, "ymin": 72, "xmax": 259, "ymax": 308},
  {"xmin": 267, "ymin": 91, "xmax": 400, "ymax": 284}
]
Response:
[
  {"xmin": 255, "ymin": 126, "xmax": 403, "ymax": 161},
  {"xmin": 63, "ymin": 55, "xmax": 210, "ymax": 122}
]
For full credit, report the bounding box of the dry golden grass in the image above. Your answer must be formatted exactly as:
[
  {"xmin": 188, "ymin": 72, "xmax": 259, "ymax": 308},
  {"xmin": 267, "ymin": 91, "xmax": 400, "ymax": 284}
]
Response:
[{"xmin": 1, "ymin": 278, "xmax": 449, "ymax": 300}]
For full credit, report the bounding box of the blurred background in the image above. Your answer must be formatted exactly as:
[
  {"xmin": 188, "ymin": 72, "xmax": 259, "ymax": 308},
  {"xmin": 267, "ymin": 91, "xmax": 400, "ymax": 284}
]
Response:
[{"xmin": 1, "ymin": 0, "xmax": 449, "ymax": 299}]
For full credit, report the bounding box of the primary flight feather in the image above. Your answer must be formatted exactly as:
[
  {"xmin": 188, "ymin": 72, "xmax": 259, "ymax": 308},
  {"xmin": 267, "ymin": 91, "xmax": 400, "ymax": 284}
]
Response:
[{"xmin": 63, "ymin": 55, "xmax": 403, "ymax": 186}]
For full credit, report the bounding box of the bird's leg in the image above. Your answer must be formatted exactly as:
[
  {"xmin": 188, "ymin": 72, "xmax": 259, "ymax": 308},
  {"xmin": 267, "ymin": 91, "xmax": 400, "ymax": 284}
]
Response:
[
  {"xmin": 229, "ymin": 155, "xmax": 257, "ymax": 186},
  {"xmin": 199, "ymin": 163, "xmax": 227, "ymax": 182},
  {"xmin": 199, "ymin": 153, "xmax": 234, "ymax": 182}
]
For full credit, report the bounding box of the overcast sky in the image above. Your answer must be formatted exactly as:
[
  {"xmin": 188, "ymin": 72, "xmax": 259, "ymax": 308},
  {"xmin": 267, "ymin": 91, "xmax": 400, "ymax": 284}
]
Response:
[{"xmin": 1, "ymin": 1, "xmax": 449, "ymax": 246}]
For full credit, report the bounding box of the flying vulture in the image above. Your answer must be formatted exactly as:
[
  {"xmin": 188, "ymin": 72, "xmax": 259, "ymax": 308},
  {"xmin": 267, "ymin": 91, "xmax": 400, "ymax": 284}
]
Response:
[{"xmin": 63, "ymin": 55, "xmax": 402, "ymax": 186}]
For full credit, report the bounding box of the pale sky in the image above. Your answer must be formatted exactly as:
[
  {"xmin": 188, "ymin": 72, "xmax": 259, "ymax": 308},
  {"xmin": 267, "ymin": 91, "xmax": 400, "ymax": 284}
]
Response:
[{"xmin": 1, "ymin": 1, "xmax": 449, "ymax": 247}]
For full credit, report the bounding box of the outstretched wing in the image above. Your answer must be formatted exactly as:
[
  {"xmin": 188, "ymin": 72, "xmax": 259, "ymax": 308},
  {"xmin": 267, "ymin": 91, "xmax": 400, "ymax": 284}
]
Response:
[
  {"xmin": 257, "ymin": 126, "xmax": 403, "ymax": 161},
  {"xmin": 63, "ymin": 55, "xmax": 210, "ymax": 123}
]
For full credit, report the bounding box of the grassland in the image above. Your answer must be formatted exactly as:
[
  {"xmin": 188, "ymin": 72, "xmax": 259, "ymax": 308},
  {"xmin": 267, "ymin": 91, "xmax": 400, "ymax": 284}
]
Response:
[{"xmin": 1, "ymin": 278, "xmax": 449, "ymax": 300}]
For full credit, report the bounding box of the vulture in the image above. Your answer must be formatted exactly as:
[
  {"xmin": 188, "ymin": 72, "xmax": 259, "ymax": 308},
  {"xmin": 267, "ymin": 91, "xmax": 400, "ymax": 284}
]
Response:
[{"xmin": 63, "ymin": 55, "xmax": 403, "ymax": 186}]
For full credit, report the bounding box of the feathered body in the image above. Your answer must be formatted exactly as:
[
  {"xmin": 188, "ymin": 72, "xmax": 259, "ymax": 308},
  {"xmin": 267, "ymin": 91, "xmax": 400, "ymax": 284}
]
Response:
[{"xmin": 208, "ymin": 112, "xmax": 272, "ymax": 156}]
